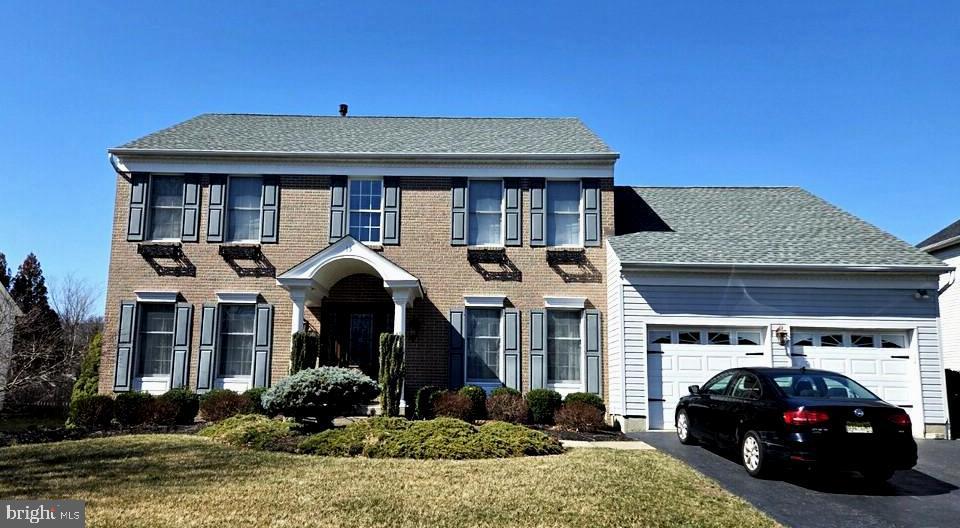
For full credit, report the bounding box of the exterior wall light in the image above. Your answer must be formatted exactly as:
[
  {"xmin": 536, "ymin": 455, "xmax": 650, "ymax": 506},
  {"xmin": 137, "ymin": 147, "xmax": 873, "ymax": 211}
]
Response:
[
  {"xmin": 914, "ymin": 289, "xmax": 930, "ymax": 300},
  {"xmin": 774, "ymin": 326, "xmax": 789, "ymax": 347}
]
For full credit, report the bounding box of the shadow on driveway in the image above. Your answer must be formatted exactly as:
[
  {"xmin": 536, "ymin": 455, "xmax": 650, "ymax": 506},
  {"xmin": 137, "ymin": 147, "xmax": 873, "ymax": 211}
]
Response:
[{"xmin": 631, "ymin": 432, "xmax": 960, "ymax": 528}]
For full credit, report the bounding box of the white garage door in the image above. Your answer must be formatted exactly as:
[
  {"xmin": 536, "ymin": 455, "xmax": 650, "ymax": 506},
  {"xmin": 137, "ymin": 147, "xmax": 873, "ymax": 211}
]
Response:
[
  {"xmin": 647, "ymin": 326, "xmax": 770, "ymax": 430},
  {"xmin": 790, "ymin": 329, "xmax": 918, "ymax": 430}
]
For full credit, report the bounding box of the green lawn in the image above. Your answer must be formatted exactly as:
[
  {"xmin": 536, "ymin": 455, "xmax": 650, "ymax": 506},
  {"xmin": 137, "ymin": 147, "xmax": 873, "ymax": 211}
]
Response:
[{"xmin": 0, "ymin": 435, "xmax": 778, "ymax": 528}]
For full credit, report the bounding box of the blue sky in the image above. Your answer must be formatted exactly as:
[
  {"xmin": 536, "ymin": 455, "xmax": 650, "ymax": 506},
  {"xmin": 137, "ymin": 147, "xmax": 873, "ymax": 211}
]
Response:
[{"xmin": 1, "ymin": 1, "xmax": 957, "ymax": 313}]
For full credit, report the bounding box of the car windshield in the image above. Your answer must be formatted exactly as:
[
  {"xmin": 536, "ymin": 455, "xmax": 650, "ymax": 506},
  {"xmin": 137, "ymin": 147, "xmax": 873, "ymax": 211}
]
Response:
[{"xmin": 771, "ymin": 372, "xmax": 879, "ymax": 400}]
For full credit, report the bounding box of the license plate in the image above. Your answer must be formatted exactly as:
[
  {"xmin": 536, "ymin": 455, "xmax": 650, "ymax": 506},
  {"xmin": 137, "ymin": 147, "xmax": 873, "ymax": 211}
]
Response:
[{"xmin": 846, "ymin": 421, "xmax": 873, "ymax": 434}]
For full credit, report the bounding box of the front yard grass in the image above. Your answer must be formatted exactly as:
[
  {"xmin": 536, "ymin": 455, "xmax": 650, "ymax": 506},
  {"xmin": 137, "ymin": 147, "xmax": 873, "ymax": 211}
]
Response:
[{"xmin": 0, "ymin": 435, "xmax": 778, "ymax": 528}]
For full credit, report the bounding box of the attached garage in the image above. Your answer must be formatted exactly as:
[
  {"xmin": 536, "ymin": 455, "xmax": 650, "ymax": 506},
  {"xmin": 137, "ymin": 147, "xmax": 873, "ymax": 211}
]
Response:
[{"xmin": 605, "ymin": 187, "xmax": 953, "ymax": 438}]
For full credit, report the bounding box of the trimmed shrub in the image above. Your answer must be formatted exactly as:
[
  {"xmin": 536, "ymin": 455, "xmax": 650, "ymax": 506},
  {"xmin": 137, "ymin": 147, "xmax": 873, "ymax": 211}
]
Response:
[
  {"xmin": 157, "ymin": 388, "xmax": 200, "ymax": 425},
  {"xmin": 433, "ymin": 391, "xmax": 473, "ymax": 421},
  {"xmin": 243, "ymin": 388, "xmax": 268, "ymax": 415},
  {"xmin": 414, "ymin": 385, "xmax": 443, "ymax": 419},
  {"xmin": 563, "ymin": 392, "xmax": 605, "ymax": 413},
  {"xmin": 525, "ymin": 389, "xmax": 562, "ymax": 424},
  {"xmin": 114, "ymin": 391, "xmax": 155, "ymax": 426},
  {"xmin": 486, "ymin": 393, "xmax": 528, "ymax": 424},
  {"xmin": 70, "ymin": 333, "xmax": 102, "ymax": 403},
  {"xmin": 290, "ymin": 330, "xmax": 320, "ymax": 374},
  {"xmin": 298, "ymin": 417, "xmax": 563, "ymax": 459},
  {"xmin": 68, "ymin": 395, "xmax": 114, "ymax": 429},
  {"xmin": 200, "ymin": 389, "xmax": 252, "ymax": 422},
  {"xmin": 260, "ymin": 367, "xmax": 379, "ymax": 423},
  {"xmin": 555, "ymin": 402, "xmax": 605, "ymax": 432},
  {"xmin": 150, "ymin": 398, "xmax": 180, "ymax": 426},
  {"xmin": 458, "ymin": 385, "xmax": 487, "ymax": 420},
  {"xmin": 378, "ymin": 333, "xmax": 405, "ymax": 417},
  {"xmin": 199, "ymin": 414, "xmax": 296, "ymax": 450},
  {"xmin": 491, "ymin": 386, "xmax": 521, "ymax": 398}
]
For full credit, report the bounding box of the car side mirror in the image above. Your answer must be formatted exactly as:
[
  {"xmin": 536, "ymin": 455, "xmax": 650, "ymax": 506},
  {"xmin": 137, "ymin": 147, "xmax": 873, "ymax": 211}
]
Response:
[{"xmin": 688, "ymin": 385, "xmax": 700, "ymax": 395}]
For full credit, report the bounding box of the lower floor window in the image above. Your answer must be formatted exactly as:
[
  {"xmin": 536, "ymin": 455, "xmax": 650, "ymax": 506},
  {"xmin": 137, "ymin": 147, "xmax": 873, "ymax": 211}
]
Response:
[
  {"xmin": 137, "ymin": 303, "xmax": 175, "ymax": 377},
  {"xmin": 218, "ymin": 304, "xmax": 256, "ymax": 377},
  {"xmin": 547, "ymin": 310, "xmax": 581, "ymax": 384},
  {"xmin": 466, "ymin": 308, "xmax": 501, "ymax": 382}
]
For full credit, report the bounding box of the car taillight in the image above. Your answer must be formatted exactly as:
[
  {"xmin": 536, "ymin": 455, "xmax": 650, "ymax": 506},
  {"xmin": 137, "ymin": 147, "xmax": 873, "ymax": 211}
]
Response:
[
  {"xmin": 783, "ymin": 408, "xmax": 830, "ymax": 426},
  {"xmin": 887, "ymin": 412, "xmax": 911, "ymax": 428}
]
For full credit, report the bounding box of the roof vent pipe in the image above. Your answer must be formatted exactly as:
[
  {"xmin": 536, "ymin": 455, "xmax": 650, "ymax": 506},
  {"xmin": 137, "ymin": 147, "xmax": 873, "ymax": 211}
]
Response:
[{"xmin": 339, "ymin": 104, "xmax": 348, "ymax": 117}]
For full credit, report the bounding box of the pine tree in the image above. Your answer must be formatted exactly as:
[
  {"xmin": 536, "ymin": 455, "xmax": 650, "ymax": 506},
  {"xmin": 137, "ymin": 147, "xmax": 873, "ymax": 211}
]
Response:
[
  {"xmin": 10, "ymin": 253, "xmax": 55, "ymax": 315},
  {"xmin": 0, "ymin": 252, "xmax": 11, "ymax": 290}
]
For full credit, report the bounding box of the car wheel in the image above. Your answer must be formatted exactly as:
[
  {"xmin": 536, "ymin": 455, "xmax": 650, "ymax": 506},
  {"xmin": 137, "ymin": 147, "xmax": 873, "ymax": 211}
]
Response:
[
  {"xmin": 741, "ymin": 431, "xmax": 773, "ymax": 478},
  {"xmin": 860, "ymin": 468, "xmax": 895, "ymax": 482},
  {"xmin": 676, "ymin": 410, "xmax": 697, "ymax": 445}
]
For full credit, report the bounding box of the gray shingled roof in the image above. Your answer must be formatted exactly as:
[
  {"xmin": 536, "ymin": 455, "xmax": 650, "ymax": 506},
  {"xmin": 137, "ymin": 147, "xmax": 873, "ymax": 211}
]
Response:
[
  {"xmin": 917, "ymin": 218, "xmax": 960, "ymax": 250},
  {"xmin": 609, "ymin": 187, "xmax": 947, "ymax": 269},
  {"xmin": 112, "ymin": 114, "xmax": 615, "ymax": 156}
]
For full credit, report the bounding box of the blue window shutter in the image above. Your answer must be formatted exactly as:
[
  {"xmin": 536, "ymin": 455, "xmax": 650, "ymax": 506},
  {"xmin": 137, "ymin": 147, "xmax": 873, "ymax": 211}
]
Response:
[
  {"xmin": 583, "ymin": 180, "xmax": 601, "ymax": 247},
  {"xmin": 383, "ymin": 177, "xmax": 401, "ymax": 245},
  {"xmin": 252, "ymin": 304, "xmax": 273, "ymax": 388},
  {"xmin": 529, "ymin": 179, "xmax": 545, "ymax": 246},
  {"xmin": 504, "ymin": 309, "xmax": 521, "ymax": 390},
  {"xmin": 529, "ymin": 309, "xmax": 546, "ymax": 389},
  {"xmin": 170, "ymin": 303, "xmax": 193, "ymax": 389},
  {"xmin": 448, "ymin": 309, "xmax": 465, "ymax": 388},
  {"xmin": 450, "ymin": 178, "xmax": 468, "ymax": 246},
  {"xmin": 585, "ymin": 309, "xmax": 602, "ymax": 395},
  {"xmin": 260, "ymin": 177, "xmax": 280, "ymax": 243},
  {"xmin": 181, "ymin": 179, "xmax": 200, "ymax": 242},
  {"xmin": 504, "ymin": 179, "xmax": 522, "ymax": 246},
  {"xmin": 206, "ymin": 176, "xmax": 225, "ymax": 243},
  {"xmin": 113, "ymin": 301, "xmax": 137, "ymax": 391},
  {"xmin": 329, "ymin": 176, "xmax": 347, "ymax": 242},
  {"xmin": 126, "ymin": 174, "xmax": 148, "ymax": 242},
  {"xmin": 196, "ymin": 304, "xmax": 218, "ymax": 393}
]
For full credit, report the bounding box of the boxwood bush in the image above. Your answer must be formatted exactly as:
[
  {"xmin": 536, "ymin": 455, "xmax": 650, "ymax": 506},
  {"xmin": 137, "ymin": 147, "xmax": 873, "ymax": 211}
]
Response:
[
  {"xmin": 200, "ymin": 389, "xmax": 252, "ymax": 422},
  {"xmin": 298, "ymin": 417, "xmax": 563, "ymax": 459},
  {"xmin": 563, "ymin": 392, "xmax": 605, "ymax": 414},
  {"xmin": 525, "ymin": 389, "xmax": 562, "ymax": 424},
  {"xmin": 157, "ymin": 388, "xmax": 200, "ymax": 425},
  {"xmin": 114, "ymin": 392, "xmax": 155, "ymax": 426},
  {"xmin": 68, "ymin": 394, "xmax": 114, "ymax": 429},
  {"xmin": 260, "ymin": 367, "xmax": 379, "ymax": 423},
  {"xmin": 243, "ymin": 388, "xmax": 268, "ymax": 415},
  {"xmin": 458, "ymin": 385, "xmax": 487, "ymax": 420},
  {"xmin": 199, "ymin": 414, "xmax": 296, "ymax": 450},
  {"xmin": 491, "ymin": 386, "xmax": 521, "ymax": 398},
  {"xmin": 414, "ymin": 385, "xmax": 443, "ymax": 419}
]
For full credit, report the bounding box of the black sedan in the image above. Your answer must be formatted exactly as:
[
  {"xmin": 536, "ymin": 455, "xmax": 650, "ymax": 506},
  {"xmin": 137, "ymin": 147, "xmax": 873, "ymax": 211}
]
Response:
[{"xmin": 675, "ymin": 367, "xmax": 917, "ymax": 481}]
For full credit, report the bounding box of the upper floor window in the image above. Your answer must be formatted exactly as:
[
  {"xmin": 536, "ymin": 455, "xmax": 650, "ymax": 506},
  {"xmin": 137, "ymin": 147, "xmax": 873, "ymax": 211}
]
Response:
[
  {"xmin": 227, "ymin": 177, "xmax": 263, "ymax": 242},
  {"xmin": 349, "ymin": 179, "xmax": 383, "ymax": 243},
  {"xmin": 218, "ymin": 304, "xmax": 256, "ymax": 378},
  {"xmin": 148, "ymin": 176, "xmax": 184, "ymax": 240},
  {"xmin": 547, "ymin": 309, "xmax": 581, "ymax": 385},
  {"xmin": 468, "ymin": 180, "xmax": 503, "ymax": 246},
  {"xmin": 136, "ymin": 303, "xmax": 175, "ymax": 377},
  {"xmin": 546, "ymin": 181, "xmax": 580, "ymax": 246}
]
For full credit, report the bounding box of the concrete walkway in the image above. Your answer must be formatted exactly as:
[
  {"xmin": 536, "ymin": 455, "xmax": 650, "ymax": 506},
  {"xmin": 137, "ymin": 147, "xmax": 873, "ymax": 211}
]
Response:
[{"xmin": 561, "ymin": 440, "xmax": 655, "ymax": 450}]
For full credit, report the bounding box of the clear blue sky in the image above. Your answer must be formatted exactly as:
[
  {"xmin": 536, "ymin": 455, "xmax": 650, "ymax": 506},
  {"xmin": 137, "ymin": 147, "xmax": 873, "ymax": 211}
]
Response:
[{"xmin": 1, "ymin": 1, "xmax": 958, "ymax": 313}]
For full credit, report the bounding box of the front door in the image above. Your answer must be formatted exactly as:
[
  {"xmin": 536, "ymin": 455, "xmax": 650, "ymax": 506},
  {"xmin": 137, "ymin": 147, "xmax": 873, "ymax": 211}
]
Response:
[
  {"xmin": 349, "ymin": 313, "xmax": 376, "ymax": 379},
  {"xmin": 319, "ymin": 303, "xmax": 393, "ymax": 382}
]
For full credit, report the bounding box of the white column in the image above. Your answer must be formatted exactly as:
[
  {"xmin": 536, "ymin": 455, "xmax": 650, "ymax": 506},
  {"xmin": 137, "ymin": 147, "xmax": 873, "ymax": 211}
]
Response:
[
  {"xmin": 290, "ymin": 288, "xmax": 307, "ymax": 334},
  {"xmin": 392, "ymin": 289, "xmax": 412, "ymax": 335}
]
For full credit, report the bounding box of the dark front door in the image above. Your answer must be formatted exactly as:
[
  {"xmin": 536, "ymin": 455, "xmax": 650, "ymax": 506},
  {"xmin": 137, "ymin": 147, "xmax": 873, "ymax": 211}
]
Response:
[
  {"xmin": 320, "ymin": 302, "xmax": 393, "ymax": 381},
  {"xmin": 349, "ymin": 313, "xmax": 376, "ymax": 378}
]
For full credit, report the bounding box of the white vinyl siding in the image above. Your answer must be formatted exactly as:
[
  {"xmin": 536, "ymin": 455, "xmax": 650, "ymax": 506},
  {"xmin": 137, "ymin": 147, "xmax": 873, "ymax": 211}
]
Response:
[
  {"xmin": 468, "ymin": 180, "xmax": 503, "ymax": 246},
  {"xmin": 147, "ymin": 176, "xmax": 184, "ymax": 240},
  {"xmin": 227, "ymin": 177, "xmax": 263, "ymax": 242},
  {"xmin": 933, "ymin": 248, "xmax": 960, "ymax": 371},
  {"xmin": 605, "ymin": 245, "xmax": 625, "ymax": 415}
]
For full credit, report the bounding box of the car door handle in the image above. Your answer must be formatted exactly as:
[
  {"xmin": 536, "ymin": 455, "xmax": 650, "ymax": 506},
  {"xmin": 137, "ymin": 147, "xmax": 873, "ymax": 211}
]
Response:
[
  {"xmin": 890, "ymin": 355, "xmax": 909, "ymax": 359},
  {"xmin": 744, "ymin": 352, "xmax": 764, "ymax": 356}
]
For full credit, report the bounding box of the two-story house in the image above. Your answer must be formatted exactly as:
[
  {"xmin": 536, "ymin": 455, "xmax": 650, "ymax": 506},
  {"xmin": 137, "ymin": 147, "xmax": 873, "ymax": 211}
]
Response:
[
  {"xmin": 101, "ymin": 110, "xmax": 953, "ymax": 438},
  {"xmin": 101, "ymin": 112, "xmax": 615, "ymax": 404}
]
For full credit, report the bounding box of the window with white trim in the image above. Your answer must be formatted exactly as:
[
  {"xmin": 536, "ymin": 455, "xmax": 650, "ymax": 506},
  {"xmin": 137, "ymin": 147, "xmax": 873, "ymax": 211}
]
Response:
[
  {"xmin": 218, "ymin": 304, "xmax": 256, "ymax": 378},
  {"xmin": 348, "ymin": 178, "xmax": 383, "ymax": 243},
  {"xmin": 546, "ymin": 181, "xmax": 581, "ymax": 246},
  {"xmin": 227, "ymin": 177, "xmax": 263, "ymax": 242},
  {"xmin": 136, "ymin": 303, "xmax": 175, "ymax": 377},
  {"xmin": 547, "ymin": 310, "xmax": 581, "ymax": 384},
  {"xmin": 465, "ymin": 308, "xmax": 501, "ymax": 383},
  {"xmin": 147, "ymin": 175, "xmax": 184, "ymax": 240},
  {"xmin": 791, "ymin": 331, "xmax": 906, "ymax": 349},
  {"xmin": 468, "ymin": 180, "xmax": 503, "ymax": 246},
  {"xmin": 648, "ymin": 327, "xmax": 765, "ymax": 347}
]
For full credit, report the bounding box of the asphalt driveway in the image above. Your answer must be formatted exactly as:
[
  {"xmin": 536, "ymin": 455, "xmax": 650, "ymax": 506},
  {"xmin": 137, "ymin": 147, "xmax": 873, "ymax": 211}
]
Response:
[{"xmin": 630, "ymin": 432, "xmax": 960, "ymax": 528}]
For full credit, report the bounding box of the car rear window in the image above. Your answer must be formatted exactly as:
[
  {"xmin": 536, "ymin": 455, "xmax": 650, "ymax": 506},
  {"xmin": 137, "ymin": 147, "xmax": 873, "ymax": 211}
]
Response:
[{"xmin": 772, "ymin": 373, "xmax": 878, "ymax": 400}]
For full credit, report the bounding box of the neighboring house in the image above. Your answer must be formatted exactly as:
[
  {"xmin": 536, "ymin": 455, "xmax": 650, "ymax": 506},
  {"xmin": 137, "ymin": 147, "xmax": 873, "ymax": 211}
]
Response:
[
  {"xmin": 606, "ymin": 187, "xmax": 952, "ymax": 438},
  {"xmin": 102, "ymin": 113, "xmax": 615, "ymax": 403},
  {"xmin": 100, "ymin": 111, "xmax": 952, "ymax": 438},
  {"xmin": 918, "ymin": 219, "xmax": 960, "ymax": 372},
  {"xmin": 0, "ymin": 287, "xmax": 24, "ymax": 411}
]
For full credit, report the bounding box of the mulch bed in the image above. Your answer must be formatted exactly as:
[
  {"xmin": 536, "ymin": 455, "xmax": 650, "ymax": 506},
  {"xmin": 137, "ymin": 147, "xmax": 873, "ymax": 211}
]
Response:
[
  {"xmin": 0, "ymin": 423, "xmax": 205, "ymax": 448},
  {"xmin": 530, "ymin": 425, "xmax": 629, "ymax": 442}
]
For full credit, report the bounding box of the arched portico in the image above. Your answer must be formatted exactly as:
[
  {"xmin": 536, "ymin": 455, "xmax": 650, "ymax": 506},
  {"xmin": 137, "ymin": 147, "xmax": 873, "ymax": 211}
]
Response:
[{"xmin": 276, "ymin": 236, "xmax": 423, "ymax": 336}]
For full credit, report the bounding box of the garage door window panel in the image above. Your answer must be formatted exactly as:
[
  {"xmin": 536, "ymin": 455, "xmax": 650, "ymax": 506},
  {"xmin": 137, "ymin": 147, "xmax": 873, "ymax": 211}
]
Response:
[{"xmin": 792, "ymin": 331, "xmax": 908, "ymax": 349}]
